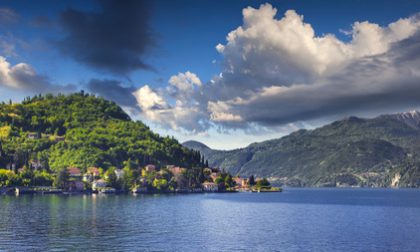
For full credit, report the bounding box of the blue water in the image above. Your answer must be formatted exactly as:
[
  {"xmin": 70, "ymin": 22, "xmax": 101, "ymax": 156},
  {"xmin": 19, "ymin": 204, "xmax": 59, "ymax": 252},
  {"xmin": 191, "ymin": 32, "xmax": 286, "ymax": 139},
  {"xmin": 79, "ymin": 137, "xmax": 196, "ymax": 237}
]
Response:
[{"xmin": 1, "ymin": 188, "xmax": 420, "ymax": 251}]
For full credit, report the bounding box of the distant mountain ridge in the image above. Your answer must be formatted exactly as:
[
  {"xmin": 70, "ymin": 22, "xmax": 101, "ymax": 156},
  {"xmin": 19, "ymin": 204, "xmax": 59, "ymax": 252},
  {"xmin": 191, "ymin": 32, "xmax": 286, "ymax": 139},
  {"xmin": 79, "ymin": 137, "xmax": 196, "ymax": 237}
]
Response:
[
  {"xmin": 183, "ymin": 111, "xmax": 420, "ymax": 188},
  {"xmin": 387, "ymin": 110, "xmax": 420, "ymax": 130}
]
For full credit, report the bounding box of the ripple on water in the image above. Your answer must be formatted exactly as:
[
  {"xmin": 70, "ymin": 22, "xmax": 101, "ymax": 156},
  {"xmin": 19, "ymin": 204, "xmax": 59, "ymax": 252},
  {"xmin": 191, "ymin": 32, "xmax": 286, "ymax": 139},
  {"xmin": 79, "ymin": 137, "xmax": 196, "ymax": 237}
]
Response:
[{"xmin": 0, "ymin": 189, "xmax": 420, "ymax": 251}]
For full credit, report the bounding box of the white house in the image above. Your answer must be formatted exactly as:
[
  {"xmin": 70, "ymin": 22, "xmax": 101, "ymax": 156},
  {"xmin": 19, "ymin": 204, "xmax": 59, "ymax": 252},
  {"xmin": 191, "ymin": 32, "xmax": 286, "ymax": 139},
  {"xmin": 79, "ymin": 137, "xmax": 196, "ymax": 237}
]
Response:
[{"xmin": 92, "ymin": 179, "xmax": 107, "ymax": 191}]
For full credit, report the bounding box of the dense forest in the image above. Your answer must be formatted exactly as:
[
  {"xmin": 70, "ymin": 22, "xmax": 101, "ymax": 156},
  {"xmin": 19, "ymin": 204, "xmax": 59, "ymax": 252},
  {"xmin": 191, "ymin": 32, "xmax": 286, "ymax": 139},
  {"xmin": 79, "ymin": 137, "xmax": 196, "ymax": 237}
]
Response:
[{"xmin": 0, "ymin": 92, "xmax": 206, "ymax": 174}]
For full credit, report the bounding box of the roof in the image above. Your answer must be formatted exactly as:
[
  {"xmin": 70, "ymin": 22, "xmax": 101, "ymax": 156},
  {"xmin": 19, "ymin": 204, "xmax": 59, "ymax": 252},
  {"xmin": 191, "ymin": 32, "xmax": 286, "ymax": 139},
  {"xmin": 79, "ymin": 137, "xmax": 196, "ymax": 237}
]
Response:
[{"xmin": 67, "ymin": 167, "xmax": 81, "ymax": 175}]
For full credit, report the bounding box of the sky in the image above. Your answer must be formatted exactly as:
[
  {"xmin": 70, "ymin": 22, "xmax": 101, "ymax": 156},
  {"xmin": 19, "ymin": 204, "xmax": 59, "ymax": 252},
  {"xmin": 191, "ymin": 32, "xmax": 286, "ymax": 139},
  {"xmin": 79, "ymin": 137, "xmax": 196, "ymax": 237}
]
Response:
[{"xmin": 0, "ymin": 0, "xmax": 420, "ymax": 149}]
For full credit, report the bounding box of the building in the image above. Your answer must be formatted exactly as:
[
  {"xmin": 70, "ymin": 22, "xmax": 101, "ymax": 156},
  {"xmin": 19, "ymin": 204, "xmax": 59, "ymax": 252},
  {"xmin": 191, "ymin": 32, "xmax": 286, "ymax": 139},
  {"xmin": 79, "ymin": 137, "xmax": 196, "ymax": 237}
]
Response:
[
  {"xmin": 202, "ymin": 182, "xmax": 218, "ymax": 192},
  {"xmin": 169, "ymin": 166, "xmax": 186, "ymax": 176},
  {"xmin": 234, "ymin": 177, "xmax": 247, "ymax": 187},
  {"xmin": 67, "ymin": 180, "xmax": 84, "ymax": 192},
  {"xmin": 145, "ymin": 164, "xmax": 156, "ymax": 172},
  {"xmin": 92, "ymin": 179, "xmax": 107, "ymax": 191},
  {"xmin": 27, "ymin": 133, "xmax": 39, "ymax": 140},
  {"xmin": 114, "ymin": 169, "xmax": 125, "ymax": 180},
  {"xmin": 83, "ymin": 167, "xmax": 100, "ymax": 182},
  {"xmin": 67, "ymin": 167, "xmax": 82, "ymax": 177},
  {"xmin": 30, "ymin": 160, "xmax": 42, "ymax": 170}
]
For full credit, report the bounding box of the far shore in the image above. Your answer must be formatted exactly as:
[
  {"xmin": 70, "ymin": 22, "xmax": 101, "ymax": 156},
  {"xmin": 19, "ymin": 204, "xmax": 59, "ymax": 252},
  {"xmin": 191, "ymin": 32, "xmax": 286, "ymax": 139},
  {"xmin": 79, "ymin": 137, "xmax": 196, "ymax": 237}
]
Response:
[{"xmin": 0, "ymin": 186, "xmax": 283, "ymax": 196}]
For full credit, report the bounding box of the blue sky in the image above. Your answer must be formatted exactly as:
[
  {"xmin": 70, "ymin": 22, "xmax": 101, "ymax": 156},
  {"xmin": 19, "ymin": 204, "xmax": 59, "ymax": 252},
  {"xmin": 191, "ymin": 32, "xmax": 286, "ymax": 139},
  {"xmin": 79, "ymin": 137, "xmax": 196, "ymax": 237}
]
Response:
[{"xmin": 1, "ymin": 0, "xmax": 420, "ymax": 149}]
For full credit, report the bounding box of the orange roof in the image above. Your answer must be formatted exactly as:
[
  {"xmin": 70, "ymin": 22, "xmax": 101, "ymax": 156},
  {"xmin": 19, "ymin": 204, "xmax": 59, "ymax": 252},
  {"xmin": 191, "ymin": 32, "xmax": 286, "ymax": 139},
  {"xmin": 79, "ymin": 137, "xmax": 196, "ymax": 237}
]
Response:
[{"xmin": 67, "ymin": 167, "xmax": 81, "ymax": 175}]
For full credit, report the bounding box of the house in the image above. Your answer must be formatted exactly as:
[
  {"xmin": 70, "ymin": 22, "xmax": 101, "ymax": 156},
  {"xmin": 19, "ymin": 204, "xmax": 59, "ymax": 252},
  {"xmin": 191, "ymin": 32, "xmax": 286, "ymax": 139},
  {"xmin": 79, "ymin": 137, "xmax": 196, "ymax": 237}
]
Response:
[
  {"xmin": 27, "ymin": 133, "xmax": 39, "ymax": 140},
  {"xmin": 7, "ymin": 163, "xmax": 15, "ymax": 171},
  {"xmin": 83, "ymin": 167, "xmax": 100, "ymax": 182},
  {"xmin": 114, "ymin": 169, "xmax": 125, "ymax": 180},
  {"xmin": 234, "ymin": 177, "xmax": 247, "ymax": 187},
  {"xmin": 30, "ymin": 160, "xmax": 42, "ymax": 170},
  {"xmin": 67, "ymin": 180, "xmax": 84, "ymax": 192},
  {"xmin": 145, "ymin": 164, "xmax": 156, "ymax": 172},
  {"xmin": 67, "ymin": 167, "xmax": 82, "ymax": 177},
  {"xmin": 92, "ymin": 179, "xmax": 107, "ymax": 191},
  {"xmin": 169, "ymin": 166, "xmax": 186, "ymax": 176},
  {"xmin": 202, "ymin": 182, "xmax": 218, "ymax": 192}
]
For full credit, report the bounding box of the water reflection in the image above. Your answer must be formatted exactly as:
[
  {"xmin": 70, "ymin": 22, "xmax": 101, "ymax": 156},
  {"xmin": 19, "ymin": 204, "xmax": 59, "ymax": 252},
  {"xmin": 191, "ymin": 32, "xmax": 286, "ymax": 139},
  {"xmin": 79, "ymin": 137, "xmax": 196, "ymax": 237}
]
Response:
[{"xmin": 0, "ymin": 189, "xmax": 419, "ymax": 251}]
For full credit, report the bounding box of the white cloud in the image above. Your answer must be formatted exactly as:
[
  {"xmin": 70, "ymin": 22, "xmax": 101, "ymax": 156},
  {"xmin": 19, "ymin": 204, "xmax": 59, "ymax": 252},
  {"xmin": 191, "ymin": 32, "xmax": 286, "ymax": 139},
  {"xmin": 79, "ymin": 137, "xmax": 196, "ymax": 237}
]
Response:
[
  {"xmin": 0, "ymin": 56, "xmax": 75, "ymax": 92},
  {"xmin": 133, "ymin": 73, "xmax": 209, "ymax": 133},
  {"xmin": 133, "ymin": 85, "xmax": 168, "ymax": 110},
  {"xmin": 134, "ymin": 4, "xmax": 420, "ymax": 135},
  {"xmin": 169, "ymin": 71, "xmax": 201, "ymax": 91},
  {"xmin": 205, "ymin": 4, "xmax": 420, "ymax": 126}
]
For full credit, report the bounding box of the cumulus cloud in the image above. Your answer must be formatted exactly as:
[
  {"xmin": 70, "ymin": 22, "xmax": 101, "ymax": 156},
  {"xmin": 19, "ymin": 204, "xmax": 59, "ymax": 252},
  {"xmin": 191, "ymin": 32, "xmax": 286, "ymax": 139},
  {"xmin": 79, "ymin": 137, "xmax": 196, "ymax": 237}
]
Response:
[
  {"xmin": 0, "ymin": 56, "xmax": 75, "ymax": 93},
  {"xmin": 133, "ymin": 4, "xmax": 420, "ymax": 134},
  {"xmin": 57, "ymin": 0, "xmax": 155, "ymax": 75},
  {"xmin": 133, "ymin": 73, "xmax": 209, "ymax": 133},
  {"xmin": 206, "ymin": 4, "xmax": 420, "ymax": 128}
]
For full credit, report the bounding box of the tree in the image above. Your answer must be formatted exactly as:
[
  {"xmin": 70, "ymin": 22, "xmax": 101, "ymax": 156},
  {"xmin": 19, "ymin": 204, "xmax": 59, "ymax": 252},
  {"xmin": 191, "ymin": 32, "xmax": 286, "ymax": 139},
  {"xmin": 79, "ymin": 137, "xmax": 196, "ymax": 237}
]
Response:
[
  {"xmin": 105, "ymin": 167, "xmax": 119, "ymax": 189},
  {"xmin": 224, "ymin": 174, "xmax": 235, "ymax": 188},
  {"xmin": 248, "ymin": 175, "xmax": 256, "ymax": 186},
  {"xmin": 53, "ymin": 168, "xmax": 69, "ymax": 189},
  {"xmin": 152, "ymin": 178, "xmax": 168, "ymax": 191},
  {"xmin": 256, "ymin": 178, "xmax": 270, "ymax": 188},
  {"xmin": 0, "ymin": 169, "xmax": 16, "ymax": 187},
  {"xmin": 121, "ymin": 167, "xmax": 136, "ymax": 191}
]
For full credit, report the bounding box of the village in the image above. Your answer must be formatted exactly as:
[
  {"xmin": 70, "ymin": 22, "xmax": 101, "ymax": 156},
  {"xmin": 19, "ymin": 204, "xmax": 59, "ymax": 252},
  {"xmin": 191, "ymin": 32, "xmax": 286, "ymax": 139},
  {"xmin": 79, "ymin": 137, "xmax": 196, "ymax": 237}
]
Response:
[{"xmin": 4, "ymin": 163, "xmax": 280, "ymax": 195}]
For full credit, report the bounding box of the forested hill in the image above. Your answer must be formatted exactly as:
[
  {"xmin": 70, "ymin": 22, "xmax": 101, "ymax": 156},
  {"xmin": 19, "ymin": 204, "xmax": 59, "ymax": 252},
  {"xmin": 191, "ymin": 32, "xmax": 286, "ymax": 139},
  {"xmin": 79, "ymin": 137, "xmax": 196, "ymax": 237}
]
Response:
[
  {"xmin": 184, "ymin": 113, "xmax": 420, "ymax": 188},
  {"xmin": 0, "ymin": 92, "xmax": 205, "ymax": 172}
]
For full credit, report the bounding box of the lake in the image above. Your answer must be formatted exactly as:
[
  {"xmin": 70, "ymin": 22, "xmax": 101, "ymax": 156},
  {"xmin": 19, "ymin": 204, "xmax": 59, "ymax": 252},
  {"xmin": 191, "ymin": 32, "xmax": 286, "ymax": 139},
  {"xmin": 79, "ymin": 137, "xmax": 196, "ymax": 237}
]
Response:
[{"xmin": 1, "ymin": 188, "xmax": 420, "ymax": 251}]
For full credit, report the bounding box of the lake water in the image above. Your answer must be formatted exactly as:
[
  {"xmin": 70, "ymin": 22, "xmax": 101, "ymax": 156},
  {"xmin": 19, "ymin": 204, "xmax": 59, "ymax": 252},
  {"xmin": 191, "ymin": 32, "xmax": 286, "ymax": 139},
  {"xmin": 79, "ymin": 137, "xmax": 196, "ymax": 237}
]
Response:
[{"xmin": 1, "ymin": 188, "xmax": 420, "ymax": 251}]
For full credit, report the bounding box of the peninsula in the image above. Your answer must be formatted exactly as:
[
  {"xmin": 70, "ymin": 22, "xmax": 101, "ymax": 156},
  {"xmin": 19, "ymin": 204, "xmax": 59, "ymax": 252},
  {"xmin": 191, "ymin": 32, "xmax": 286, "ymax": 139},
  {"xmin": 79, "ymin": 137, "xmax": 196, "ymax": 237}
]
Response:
[{"xmin": 0, "ymin": 92, "xmax": 278, "ymax": 195}]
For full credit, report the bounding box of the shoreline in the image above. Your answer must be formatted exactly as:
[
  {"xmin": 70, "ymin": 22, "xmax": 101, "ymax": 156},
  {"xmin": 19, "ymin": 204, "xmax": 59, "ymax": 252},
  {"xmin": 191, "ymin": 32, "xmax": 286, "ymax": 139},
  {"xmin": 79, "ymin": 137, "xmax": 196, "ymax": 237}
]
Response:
[{"xmin": 1, "ymin": 186, "xmax": 283, "ymax": 196}]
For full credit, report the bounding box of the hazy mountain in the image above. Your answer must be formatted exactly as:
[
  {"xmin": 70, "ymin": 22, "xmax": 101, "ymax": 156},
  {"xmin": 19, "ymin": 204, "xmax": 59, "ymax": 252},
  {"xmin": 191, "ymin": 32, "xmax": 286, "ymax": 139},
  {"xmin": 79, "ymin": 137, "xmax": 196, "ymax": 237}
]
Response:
[{"xmin": 184, "ymin": 112, "xmax": 420, "ymax": 188}]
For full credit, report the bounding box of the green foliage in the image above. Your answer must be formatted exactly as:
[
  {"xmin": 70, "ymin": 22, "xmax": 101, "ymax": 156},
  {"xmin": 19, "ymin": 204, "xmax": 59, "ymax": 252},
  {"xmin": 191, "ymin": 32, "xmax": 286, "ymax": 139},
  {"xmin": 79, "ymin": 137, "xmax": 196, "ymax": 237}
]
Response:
[
  {"xmin": 53, "ymin": 168, "xmax": 69, "ymax": 189},
  {"xmin": 105, "ymin": 167, "xmax": 119, "ymax": 189},
  {"xmin": 185, "ymin": 115, "xmax": 420, "ymax": 187},
  {"xmin": 0, "ymin": 93, "xmax": 206, "ymax": 187},
  {"xmin": 0, "ymin": 169, "xmax": 16, "ymax": 187},
  {"xmin": 256, "ymin": 178, "xmax": 270, "ymax": 188},
  {"xmin": 152, "ymin": 178, "xmax": 168, "ymax": 191}
]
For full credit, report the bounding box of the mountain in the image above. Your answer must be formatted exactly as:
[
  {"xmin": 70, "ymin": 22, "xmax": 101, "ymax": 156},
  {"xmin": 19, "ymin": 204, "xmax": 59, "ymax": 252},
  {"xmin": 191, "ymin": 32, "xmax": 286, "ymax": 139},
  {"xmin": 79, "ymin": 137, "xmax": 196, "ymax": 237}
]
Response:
[
  {"xmin": 0, "ymin": 92, "xmax": 205, "ymax": 172},
  {"xmin": 183, "ymin": 113, "xmax": 420, "ymax": 188}
]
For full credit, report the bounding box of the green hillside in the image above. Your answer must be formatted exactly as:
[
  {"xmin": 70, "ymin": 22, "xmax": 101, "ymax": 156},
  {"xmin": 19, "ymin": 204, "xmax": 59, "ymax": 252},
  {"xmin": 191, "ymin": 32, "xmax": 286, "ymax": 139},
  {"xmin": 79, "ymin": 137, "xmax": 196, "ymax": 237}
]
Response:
[
  {"xmin": 0, "ymin": 92, "xmax": 205, "ymax": 172},
  {"xmin": 184, "ymin": 115, "xmax": 420, "ymax": 187}
]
